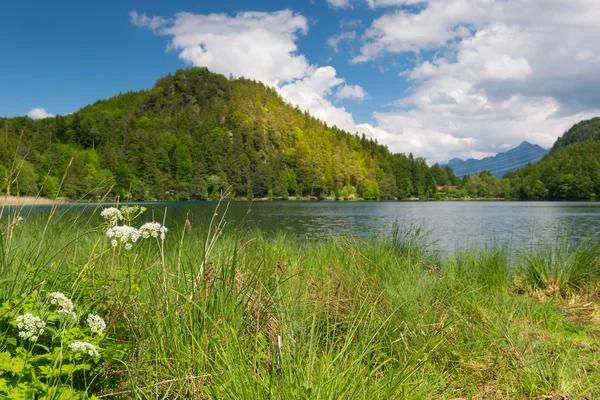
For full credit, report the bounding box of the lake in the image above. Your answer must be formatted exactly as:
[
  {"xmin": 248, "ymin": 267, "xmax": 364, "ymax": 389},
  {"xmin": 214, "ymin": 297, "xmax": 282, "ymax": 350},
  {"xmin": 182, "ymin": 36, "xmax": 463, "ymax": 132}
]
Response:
[{"xmin": 13, "ymin": 201, "xmax": 600, "ymax": 251}]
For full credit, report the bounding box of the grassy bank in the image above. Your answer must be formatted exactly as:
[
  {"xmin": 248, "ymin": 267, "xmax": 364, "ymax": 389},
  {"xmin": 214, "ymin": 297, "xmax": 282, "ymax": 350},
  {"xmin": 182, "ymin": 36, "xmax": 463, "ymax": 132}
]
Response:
[{"xmin": 0, "ymin": 204, "xmax": 599, "ymax": 399}]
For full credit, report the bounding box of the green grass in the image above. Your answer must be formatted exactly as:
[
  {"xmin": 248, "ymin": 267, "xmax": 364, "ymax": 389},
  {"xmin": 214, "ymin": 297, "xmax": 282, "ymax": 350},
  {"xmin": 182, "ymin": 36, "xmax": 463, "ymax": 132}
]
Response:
[{"xmin": 1, "ymin": 203, "xmax": 599, "ymax": 399}]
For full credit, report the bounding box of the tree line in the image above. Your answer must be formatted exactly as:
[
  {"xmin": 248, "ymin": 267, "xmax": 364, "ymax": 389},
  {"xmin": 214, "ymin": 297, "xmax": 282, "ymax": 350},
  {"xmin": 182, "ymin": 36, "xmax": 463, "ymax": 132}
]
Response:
[{"xmin": 1, "ymin": 68, "xmax": 598, "ymax": 201}]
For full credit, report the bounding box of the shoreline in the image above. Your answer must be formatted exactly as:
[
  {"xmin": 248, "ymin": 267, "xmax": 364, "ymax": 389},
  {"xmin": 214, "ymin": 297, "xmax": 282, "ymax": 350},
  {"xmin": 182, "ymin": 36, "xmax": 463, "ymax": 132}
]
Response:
[{"xmin": 2, "ymin": 196, "xmax": 597, "ymax": 206}]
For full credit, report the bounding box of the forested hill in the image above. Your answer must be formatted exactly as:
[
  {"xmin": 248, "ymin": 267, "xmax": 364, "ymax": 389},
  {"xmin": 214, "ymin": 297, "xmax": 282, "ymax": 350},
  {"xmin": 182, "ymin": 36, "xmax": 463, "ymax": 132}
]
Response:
[
  {"xmin": 550, "ymin": 117, "xmax": 600, "ymax": 154},
  {"xmin": 0, "ymin": 67, "xmax": 459, "ymax": 201},
  {"xmin": 504, "ymin": 118, "xmax": 600, "ymax": 200}
]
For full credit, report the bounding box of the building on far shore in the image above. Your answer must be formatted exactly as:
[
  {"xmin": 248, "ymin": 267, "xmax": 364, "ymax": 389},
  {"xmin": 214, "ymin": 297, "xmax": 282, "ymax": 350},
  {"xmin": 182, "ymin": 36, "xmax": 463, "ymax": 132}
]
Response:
[{"xmin": 437, "ymin": 186, "xmax": 458, "ymax": 192}]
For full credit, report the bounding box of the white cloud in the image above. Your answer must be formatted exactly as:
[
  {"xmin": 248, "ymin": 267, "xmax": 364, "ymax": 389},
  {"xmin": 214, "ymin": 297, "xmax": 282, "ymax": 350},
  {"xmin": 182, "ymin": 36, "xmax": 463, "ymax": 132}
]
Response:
[
  {"xmin": 352, "ymin": 0, "xmax": 479, "ymax": 63},
  {"xmin": 130, "ymin": 11, "xmax": 169, "ymax": 31},
  {"xmin": 327, "ymin": 31, "xmax": 357, "ymax": 53},
  {"xmin": 279, "ymin": 67, "xmax": 357, "ymax": 131},
  {"xmin": 131, "ymin": 10, "xmax": 310, "ymax": 86},
  {"xmin": 132, "ymin": 9, "xmax": 360, "ymax": 133},
  {"xmin": 365, "ymin": 0, "xmax": 424, "ymax": 8},
  {"xmin": 576, "ymin": 50, "xmax": 600, "ymax": 63},
  {"xmin": 347, "ymin": 0, "xmax": 600, "ymax": 162},
  {"xmin": 327, "ymin": 0, "xmax": 352, "ymax": 8},
  {"xmin": 335, "ymin": 85, "xmax": 368, "ymax": 102},
  {"xmin": 27, "ymin": 108, "xmax": 54, "ymax": 119}
]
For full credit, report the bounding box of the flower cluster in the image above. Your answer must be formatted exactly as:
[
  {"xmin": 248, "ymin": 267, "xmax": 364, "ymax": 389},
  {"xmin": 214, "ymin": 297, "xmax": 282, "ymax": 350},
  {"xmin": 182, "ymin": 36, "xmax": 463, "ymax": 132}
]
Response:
[
  {"xmin": 69, "ymin": 341, "xmax": 99, "ymax": 357},
  {"xmin": 100, "ymin": 207, "xmax": 123, "ymax": 225},
  {"xmin": 16, "ymin": 313, "xmax": 45, "ymax": 342},
  {"xmin": 139, "ymin": 222, "xmax": 168, "ymax": 240},
  {"xmin": 107, "ymin": 225, "xmax": 141, "ymax": 250},
  {"xmin": 87, "ymin": 314, "xmax": 106, "ymax": 336},
  {"xmin": 48, "ymin": 292, "xmax": 77, "ymax": 319}
]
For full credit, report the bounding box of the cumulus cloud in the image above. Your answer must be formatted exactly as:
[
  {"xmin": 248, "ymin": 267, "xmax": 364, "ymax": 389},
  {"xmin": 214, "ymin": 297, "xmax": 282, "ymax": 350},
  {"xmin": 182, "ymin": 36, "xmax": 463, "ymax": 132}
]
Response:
[
  {"xmin": 326, "ymin": 0, "xmax": 352, "ymax": 8},
  {"xmin": 130, "ymin": 10, "xmax": 310, "ymax": 86},
  {"xmin": 347, "ymin": 0, "xmax": 600, "ymax": 162},
  {"xmin": 27, "ymin": 108, "xmax": 54, "ymax": 119},
  {"xmin": 365, "ymin": 0, "xmax": 424, "ymax": 8},
  {"xmin": 279, "ymin": 67, "xmax": 357, "ymax": 131},
  {"xmin": 335, "ymin": 85, "xmax": 368, "ymax": 102}
]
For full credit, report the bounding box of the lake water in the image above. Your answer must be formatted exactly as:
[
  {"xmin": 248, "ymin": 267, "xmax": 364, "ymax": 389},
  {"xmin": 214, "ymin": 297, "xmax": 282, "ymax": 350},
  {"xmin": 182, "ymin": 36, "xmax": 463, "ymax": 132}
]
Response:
[{"xmin": 14, "ymin": 201, "xmax": 600, "ymax": 251}]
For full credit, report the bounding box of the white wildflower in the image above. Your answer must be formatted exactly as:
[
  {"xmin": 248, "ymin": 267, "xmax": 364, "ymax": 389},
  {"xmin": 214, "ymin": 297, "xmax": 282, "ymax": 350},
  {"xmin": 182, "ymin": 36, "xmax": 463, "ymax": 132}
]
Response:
[
  {"xmin": 48, "ymin": 292, "xmax": 77, "ymax": 320},
  {"xmin": 139, "ymin": 222, "xmax": 168, "ymax": 241},
  {"xmin": 16, "ymin": 313, "xmax": 45, "ymax": 342},
  {"xmin": 87, "ymin": 314, "xmax": 106, "ymax": 336},
  {"xmin": 100, "ymin": 207, "xmax": 123, "ymax": 225},
  {"xmin": 106, "ymin": 225, "xmax": 140, "ymax": 249},
  {"xmin": 69, "ymin": 341, "xmax": 99, "ymax": 357}
]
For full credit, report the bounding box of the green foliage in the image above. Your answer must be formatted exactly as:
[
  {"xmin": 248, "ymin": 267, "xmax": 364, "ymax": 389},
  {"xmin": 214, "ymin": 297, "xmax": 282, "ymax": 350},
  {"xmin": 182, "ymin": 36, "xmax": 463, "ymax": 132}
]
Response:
[
  {"xmin": 517, "ymin": 237, "xmax": 600, "ymax": 293},
  {"xmin": 551, "ymin": 117, "xmax": 600, "ymax": 153},
  {"xmin": 0, "ymin": 68, "xmax": 461, "ymax": 201},
  {"xmin": 0, "ymin": 290, "xmax": 113, "ymax": 399}
]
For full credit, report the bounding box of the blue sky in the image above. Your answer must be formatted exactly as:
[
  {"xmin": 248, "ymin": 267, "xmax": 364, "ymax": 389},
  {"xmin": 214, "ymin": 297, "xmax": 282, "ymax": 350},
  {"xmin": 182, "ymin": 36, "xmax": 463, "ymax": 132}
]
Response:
[{"xmin": 2, "ymin": 0, "xmax": 600, "ymax": 162}]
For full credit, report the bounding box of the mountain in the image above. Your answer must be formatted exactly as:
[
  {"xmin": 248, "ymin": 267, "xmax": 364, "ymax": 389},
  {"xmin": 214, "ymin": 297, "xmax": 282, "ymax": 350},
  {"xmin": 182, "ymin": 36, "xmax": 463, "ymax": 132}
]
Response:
[
  {"xmin": 504, "ymin": 118, "xmax": 600, "ymax": 200},
  {"xmin": 0, "ymin": 67, "xmax": 457, "ymax": 201},
  {"xmin": 445, "ymin": 141, "xmax": 548, "ymax": 178}
]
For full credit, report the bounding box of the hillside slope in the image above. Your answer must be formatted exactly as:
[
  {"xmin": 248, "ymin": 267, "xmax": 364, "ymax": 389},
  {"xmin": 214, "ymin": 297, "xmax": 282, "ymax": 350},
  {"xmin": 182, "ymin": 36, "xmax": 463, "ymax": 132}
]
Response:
[
  {"xmin": 446, "ymin": 141, "xmax": 548, "ymax": 178},
  {"xmin": 505, "ymin": 118, "xmax": 600, "ymax": 200},
  {"xmin": 0, "ymin": 68, "xmax": 456, "ymax": 201},
  {"xmin": 550, "ymin": 117, "xmax": 600, "ymax": 154}
]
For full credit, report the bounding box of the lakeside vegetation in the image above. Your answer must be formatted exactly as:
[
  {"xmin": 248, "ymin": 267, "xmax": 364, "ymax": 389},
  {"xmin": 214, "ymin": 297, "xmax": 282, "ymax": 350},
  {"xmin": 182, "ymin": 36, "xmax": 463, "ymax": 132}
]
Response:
[
  {"xmin": 1, "ymin": 67, "xmax": 599, "ymax": 203},
  {"xmin": 1, "ymin": 203, "xmax": 599, "ymax": 398}
]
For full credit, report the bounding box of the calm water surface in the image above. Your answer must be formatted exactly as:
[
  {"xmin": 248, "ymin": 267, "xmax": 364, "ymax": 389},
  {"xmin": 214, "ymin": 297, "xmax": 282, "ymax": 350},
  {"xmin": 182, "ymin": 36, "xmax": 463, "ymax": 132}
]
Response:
[{"xmin": 14, "ymin": 201, "xmax": 600, "ymax": 251}]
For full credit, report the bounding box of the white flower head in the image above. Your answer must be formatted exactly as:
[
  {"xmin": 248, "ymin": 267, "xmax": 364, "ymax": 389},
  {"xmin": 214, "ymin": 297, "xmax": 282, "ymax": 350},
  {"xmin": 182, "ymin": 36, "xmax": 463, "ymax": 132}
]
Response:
[
  {"xmin": 106, "ymin": 226, "xmax": 140, "ymax": 249},
  {"xmin": 16, "ymin": 313, "xmax": 46, "ymax": 342},
  {"xmin": 139, "ymin": 222, "xmax": 168, "ymax": 241},
  {"xmin": 87, "ymin": 314, "xmax": 107, "ymax": 336},
  {"xmin": 48, "ymin": 292, "xmax": 77, "ymax": 320},
  {"xmin": 100, "ymin": 207, "xmax": 123, "ymax": 226},
  {"xmin": 69, "ymin": 341, "xmax": 99, "ymax": 357}
]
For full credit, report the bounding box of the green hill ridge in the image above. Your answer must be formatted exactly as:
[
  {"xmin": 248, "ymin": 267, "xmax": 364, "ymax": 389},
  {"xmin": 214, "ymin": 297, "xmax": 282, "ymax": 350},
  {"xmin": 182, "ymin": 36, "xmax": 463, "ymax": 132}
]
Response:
[
  {"xmin": 504, "ymin": 118, "xmax": 600, "ymax": 200},
  {"xmin": 1, "ymin": 67, "xmax": 599, "ymax": 202},
  {"xmin": 0, "ymin": 68, "xmax": 453, "ymax": 201}
]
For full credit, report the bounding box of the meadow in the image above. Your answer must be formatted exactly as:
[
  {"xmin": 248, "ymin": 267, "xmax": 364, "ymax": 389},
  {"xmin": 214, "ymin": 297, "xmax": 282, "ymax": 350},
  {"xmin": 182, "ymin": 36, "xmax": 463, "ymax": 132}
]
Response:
[{"xmin": 1, "ymin": 201, "xmax": 599, "ymax": 399}]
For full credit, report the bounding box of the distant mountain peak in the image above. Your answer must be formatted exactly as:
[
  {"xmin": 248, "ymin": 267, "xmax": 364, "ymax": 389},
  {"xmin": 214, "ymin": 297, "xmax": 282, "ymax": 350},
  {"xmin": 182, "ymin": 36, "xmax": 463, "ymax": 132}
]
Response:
[{"xmin": 444, "ymin": 141, "xmax": 548, "ymax": 178}]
